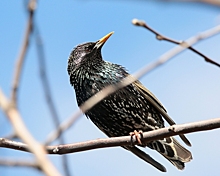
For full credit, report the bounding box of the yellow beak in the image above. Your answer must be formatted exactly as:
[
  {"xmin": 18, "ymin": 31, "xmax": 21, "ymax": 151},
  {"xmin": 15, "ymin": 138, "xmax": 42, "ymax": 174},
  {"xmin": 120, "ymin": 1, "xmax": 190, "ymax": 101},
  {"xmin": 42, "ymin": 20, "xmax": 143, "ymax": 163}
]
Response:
[{"xmin": 94, "ymin": 31, "xmax": 114, "ymax": 49}]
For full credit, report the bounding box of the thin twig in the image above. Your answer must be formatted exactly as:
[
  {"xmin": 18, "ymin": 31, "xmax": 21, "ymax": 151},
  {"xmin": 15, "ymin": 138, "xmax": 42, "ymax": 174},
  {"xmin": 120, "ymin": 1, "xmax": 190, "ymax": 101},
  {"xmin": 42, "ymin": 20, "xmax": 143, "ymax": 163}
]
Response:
[
  {"xmin": 45, "ymin": 22, "xmax": 220, "ymax": 144},
  {"xmin": 0, "ymin": 158, "xmax": 38, "ymax": 169},
  {"xmin": 132, "ymin": 18, "xmax": 220, "ymax": 68},
  {"xmin": 35, "ymin": 27, "xmax": 71, "ymax": 176},
  {"xmin": 1, "ymin": 117, "xmax": 220, "ymax": 154},
  {"xmin": 11, "ymin": 0, "xmax": 36, "ymax": 104},
  {"xmin": 3, "ymin": 132, "xmax": 17, "ymax": 140},
  {"xmin": 162, "ymin": 0, "xmax": 220, "ymax": 6},
  {"xmin": 199, "ymin": 0, "xmax": 220, "ymax": 6},
  {"xmin": 45, "ymin": 111, "xmax": 81, "ymax": 145}
]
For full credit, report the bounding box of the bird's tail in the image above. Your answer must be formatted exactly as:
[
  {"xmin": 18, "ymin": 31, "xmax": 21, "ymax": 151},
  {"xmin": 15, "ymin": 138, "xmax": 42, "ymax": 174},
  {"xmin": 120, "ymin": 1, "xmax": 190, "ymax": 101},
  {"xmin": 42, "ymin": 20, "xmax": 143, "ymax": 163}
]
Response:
[
  {"xmin": 147, "ymin": 137, "xmax": 192, "ymax": 170},
  {"xmin": 124, "ymin": 146, "xmax": 167, "ymax": 172}
]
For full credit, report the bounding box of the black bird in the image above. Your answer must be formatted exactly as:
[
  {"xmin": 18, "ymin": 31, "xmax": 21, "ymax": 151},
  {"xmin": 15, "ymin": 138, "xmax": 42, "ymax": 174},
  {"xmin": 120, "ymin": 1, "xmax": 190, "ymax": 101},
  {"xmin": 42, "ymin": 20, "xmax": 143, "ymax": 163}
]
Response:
[{"xmin": 67, "ymin": 32, "xmax": 192, "ymax": 172}]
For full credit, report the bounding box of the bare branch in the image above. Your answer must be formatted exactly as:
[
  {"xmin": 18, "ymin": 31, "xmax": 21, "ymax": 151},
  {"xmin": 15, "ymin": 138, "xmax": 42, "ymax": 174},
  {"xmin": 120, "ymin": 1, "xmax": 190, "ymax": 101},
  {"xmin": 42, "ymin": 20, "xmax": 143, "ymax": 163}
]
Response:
[
  {"xmin": 162, "ymin": 0, "xmax": 220, "ymax": 6},
  {"xmin": 44, "ymin": 112, "xmax": 81, "ymax": 145},
  {"xmin": 2, "ymin": 117, "xmax": 219, "ymax": 155},
  {"xmin": 0, "ymin": 158, "xmax": 38, "ymax": 169},
  {"xmin": 35, "ymin": 27, "xmax": 71, "ymax": 176},
  {"xmin": 35, "ymin": 28, "xmax": 62, "ymax": 143},
  {"xmin": 132, "ymin": 18, "xmax": 220, "ymax": 68},
  {"xmin": 11, "ymin": 0, "xmax": 36, "ymax": 104},
  {"xmin": 199, "ymin": 0, "xmax": 220, "ymax": 5},
  {"xmin": 45, "ymin": 22, "xmax": 220, "ymax": 144},
  {"xmin": 3, "ymin": 132, "xmax": 18, "ymax": 140},
  {"xmin": 0, "ymin": 88, "xmax": 61, "ymax": 176},
  {"xmin": 0, "ymin": 1, "xmax": 61, "ymax": 175}
]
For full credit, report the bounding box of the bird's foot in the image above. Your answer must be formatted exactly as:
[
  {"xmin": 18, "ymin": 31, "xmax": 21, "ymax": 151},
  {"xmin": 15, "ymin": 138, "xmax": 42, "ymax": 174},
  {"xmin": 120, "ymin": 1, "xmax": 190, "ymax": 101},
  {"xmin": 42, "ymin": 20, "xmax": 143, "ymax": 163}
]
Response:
[{"xmin": 130, "ymin": 130, "xmax": 143, "ymax": 145}]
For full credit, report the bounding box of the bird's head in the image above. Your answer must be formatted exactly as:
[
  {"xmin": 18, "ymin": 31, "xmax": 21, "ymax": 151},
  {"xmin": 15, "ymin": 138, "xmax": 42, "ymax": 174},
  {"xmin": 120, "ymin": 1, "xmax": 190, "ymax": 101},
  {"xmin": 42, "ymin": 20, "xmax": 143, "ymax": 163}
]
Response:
[{"xmin": 68, "ymin": 32, "xmax": 114, "ymax": 75}]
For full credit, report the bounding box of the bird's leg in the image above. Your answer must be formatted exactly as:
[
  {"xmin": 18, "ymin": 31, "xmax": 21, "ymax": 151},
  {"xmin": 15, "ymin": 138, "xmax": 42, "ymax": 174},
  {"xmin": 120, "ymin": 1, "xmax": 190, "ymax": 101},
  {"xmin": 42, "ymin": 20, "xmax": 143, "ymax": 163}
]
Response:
[{"xmin": 130, "ymin": 130, "xmax": 143, "ymax": 145}]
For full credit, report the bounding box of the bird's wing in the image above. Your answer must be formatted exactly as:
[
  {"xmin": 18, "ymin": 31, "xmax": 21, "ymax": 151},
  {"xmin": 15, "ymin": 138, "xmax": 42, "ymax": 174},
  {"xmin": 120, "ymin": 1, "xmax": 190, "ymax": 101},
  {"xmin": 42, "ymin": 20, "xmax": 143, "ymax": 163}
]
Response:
[
  {"xmin": 135, "ymin": 80, "xmax": 167, "ymax": 112},
  {"xmin": 133, "ymin": 80, "xmax": 192, "ymax": 147},
  {"xmin": 123, "ymin": 146, "xmax": 166, "ymax": 172}
]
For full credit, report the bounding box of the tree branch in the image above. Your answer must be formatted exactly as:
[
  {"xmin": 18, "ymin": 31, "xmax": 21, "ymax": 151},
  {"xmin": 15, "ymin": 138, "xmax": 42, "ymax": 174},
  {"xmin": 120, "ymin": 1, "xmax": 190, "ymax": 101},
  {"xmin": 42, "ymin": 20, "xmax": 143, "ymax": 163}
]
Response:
[
  {"xmin": 35, "ymin": 27, "xmax": 71, "ymax": 176},
  {"xmin": 11, "ymin": 0, "xmax": 36, "ymax": 104},
  {"xmin": 0, "ymin": 158, "xmax": 38, "ymax": 169},
  {"xmin": 0, "ymin": 88, "xmax": 61, "ymax": 176},
  {"xmin": 132, "ymin": 18, "xmax": 220, "ymax": 68},
  {"xmin": 45, "ymin": 21, "xmax": 220, "ymax": 144},
  {"xmin": 0, "ymin": 1, "xmax": 61, "ymax": 175},
  {"xmin": 2, "ymin": 132, "xmax": 18, "ymax": 140},
  {"xmin": 162, "ymin": 0, "xmax": 220, "ymax": 6},
  {"xmin": 44, "ymin": 112, "xmax": 81, "ymax": 145},
  {"xmin": 2, "ymin": 117, "xmax": 220, "ymax": 155}
]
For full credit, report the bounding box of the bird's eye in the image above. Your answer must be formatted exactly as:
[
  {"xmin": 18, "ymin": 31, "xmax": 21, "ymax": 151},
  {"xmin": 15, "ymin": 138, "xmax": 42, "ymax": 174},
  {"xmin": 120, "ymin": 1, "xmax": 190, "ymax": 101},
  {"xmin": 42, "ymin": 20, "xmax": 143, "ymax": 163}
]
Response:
[{"xmin": 85, "ymin": 45, "xmax": 92, "ymax": 52}]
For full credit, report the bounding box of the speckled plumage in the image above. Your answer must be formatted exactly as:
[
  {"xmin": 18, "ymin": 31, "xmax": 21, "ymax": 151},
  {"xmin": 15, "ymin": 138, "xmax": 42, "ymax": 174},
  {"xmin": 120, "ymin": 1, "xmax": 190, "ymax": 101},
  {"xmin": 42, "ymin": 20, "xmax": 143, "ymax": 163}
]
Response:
[{"xmin": 67, "ymin": 32, "xmax": 192, "ymax": 172}]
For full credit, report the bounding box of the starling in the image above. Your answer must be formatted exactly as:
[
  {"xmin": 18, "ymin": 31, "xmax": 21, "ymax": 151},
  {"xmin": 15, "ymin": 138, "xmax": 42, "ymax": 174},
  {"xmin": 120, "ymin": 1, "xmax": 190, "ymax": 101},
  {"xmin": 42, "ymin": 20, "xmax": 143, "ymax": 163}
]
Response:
[{"xmin": 67, "ymin": 32, "xmax": 192, "ymax": 172}]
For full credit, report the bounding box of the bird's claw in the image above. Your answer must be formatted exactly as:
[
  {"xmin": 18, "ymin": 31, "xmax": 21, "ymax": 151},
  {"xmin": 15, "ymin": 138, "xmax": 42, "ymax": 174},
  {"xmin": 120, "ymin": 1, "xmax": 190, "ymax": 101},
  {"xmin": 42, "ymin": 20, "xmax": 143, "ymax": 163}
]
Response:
[{"xmin": 130, "ymin": 130, "xmax": 143, "ymax": 145}]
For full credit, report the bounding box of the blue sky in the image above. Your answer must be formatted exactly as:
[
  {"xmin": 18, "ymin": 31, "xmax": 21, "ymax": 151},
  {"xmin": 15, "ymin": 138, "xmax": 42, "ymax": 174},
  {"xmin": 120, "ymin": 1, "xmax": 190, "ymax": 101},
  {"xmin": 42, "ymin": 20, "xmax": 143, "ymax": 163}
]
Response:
[{"xmin": 1, "ymin": 1, "xmax": 220, "ymax": 176}]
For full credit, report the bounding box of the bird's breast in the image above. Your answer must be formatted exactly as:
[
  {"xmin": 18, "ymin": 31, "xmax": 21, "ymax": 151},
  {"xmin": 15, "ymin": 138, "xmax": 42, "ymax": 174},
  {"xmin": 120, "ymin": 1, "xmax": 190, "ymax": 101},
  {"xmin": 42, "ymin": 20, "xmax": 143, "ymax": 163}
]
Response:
[{"xmin": 73, "ymin": 70, "xmax": 123, "ymax": 106}]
